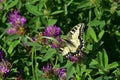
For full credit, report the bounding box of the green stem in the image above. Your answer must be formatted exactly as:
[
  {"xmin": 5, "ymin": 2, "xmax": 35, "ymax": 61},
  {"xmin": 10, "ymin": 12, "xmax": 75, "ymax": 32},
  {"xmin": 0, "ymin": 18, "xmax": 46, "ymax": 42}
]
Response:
[
  {"xmin": 55, "ymin": 55, "xmax": 58, "ymax": 67},
  {"xmin": 35, "ymin": 49, "xmax": 38, "ymax": 80},
  {"xmin": 32, "ymin": 46, "xmax": 35, "ymax": 80}
]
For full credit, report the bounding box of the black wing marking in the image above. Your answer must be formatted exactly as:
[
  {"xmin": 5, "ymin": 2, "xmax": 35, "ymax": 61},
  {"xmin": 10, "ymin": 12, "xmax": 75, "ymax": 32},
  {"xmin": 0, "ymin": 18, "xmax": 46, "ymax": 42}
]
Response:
[{"xmin": 59, "ymin": 23, "xmax": 85, "ymax": 57}]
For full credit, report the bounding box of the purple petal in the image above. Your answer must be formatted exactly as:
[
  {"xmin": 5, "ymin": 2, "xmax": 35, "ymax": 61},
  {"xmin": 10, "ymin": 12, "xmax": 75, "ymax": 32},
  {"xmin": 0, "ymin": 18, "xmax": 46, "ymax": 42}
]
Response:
[
  {"xmin": 0, "ymin": 50, "xmax": 5, "ymax": 59},
  {"xmin": 42, "ymin": 63, "xmax": 53, "ymax": 72},
  {"xmin": 57, "ymin": 68, "xmax": 66, "ymax": 80},
  {"xmin": 7, "ymin": 10, "xmax": 26, "ymax": 28},
  {"xmin": 44, "ymin": 25, "xmax": 61, "ymax": 37},
  {"xmin": 7, "ymin": 27, "xmax": 17, "ymax": 35}
]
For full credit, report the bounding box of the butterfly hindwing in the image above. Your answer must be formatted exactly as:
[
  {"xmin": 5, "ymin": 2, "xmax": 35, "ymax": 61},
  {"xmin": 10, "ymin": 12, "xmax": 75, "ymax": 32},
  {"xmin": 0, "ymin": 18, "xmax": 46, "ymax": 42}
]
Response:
[{"xmin": 59, "ymin": 23, "xmax": 85, "ymax": 57}]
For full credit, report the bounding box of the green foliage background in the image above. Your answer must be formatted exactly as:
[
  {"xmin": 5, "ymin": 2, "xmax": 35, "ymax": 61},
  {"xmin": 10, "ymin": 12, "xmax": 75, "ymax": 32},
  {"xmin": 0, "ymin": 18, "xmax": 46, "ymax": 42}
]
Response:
[{"xmin": 0, "ymin": 0, "xmax": 120, "ymax": 80}]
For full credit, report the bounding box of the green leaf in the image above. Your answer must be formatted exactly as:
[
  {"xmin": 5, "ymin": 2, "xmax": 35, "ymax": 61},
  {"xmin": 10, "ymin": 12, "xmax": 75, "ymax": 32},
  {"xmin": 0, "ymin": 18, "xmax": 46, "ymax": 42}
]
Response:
[
  {"xmin": 76, "ymin": 0, "xmax": 90, "ymax": 9},
  {"xmin": 64, "ymin": 60, "xmax": 73, "ymax": 68},
  {"xmin": 6, "ymin": 34, "xmax": 20, "ymax": 41},
  {"xmin": 17, "ymin": 0, "xmax": 22, "ymax": 9},
  {"xmin": 97, "ymin": 49, "xmax": 108, "ymax": 68},
  {"xmin": 25, "ymin": 4, "xmax": 43, "ymax": 16},
  {"xmin": 42, "ymin": 48, "xmax": 56, "ymax": 61},
  {"xmin": 102, "ymin": 49, "xmax": 108, "ymax": 68},
  {"xmin": 89, "ymin": 59, "xmax": 99, "ymax": 69},
  {"xmin": 57, "ymin": 54, "xmax": 63, "ymax": 63},
  {"xmin": 95, "ymin": 76, "xmax": 104, "ymax": 80},
  {"xmin": 98, "ymin": 51, "xmax": 103, "ymax": 67},
  {"xmin": 51, "ymin": 10, "xmax": 64, "ymax": 15},
  {"xmin": 107, "ymin": 62, "xmax": 119, "ymax": 70},
  {"xmin": 38, "ymin": 0, "xmax": 47, "ymax": 11},
  {"xmin": 47, "ymin": 19, "xmax": 57, "ymax": 26},
  {"xmin": 115, "ymin": 31, "xmax": 120, "ymax": 36},
  {"xmin": 94, "ymin": 8, "xmax": 102, "ymax": 19},
  {"xmin": 76, "ymin": 64, "xmax": 80, "ymax": 73},
  {"xmin": 8, "ymin": 40, "xmax": 20, "ymax": 54},
  {"xmin": 88, "ymin": 27, "xmax": 98, "ymax": 42},
  {"xmin": 7, "ymin": 0, "xmax": 18, "ymax": 9},
  {"xmin": 75, "ymin": 74, "xmax": 81, "ymax": 80},
  {"xmin": 98, "ymin": 30, "xmax": 105, "ymax": 40},
  {"xmin": 80, "ymin": 65, "xmax": 87, "ymax": 75},
  {"xmin": 66, "ymin": 65, "xmax": 75, "ymax": 80},
  {"xmin": 89, "ymin": 20, "xmax": 105, "ymax": 28},
  {"xmin": 117, "ymin": 10, "xmax": 120, "ymax": 16},
  {"xmin": 2, "ymin": 12, "xmax": 7, "ymax": 23},
  {"xmin": 86, "ymin": 44, "xmax": 93, "ymax": 51}
]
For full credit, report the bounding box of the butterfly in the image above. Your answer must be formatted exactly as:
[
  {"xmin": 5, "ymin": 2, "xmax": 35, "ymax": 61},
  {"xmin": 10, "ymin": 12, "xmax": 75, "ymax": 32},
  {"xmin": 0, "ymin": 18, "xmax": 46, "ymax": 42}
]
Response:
[{"xmin": 59, "ymin": 23, "xmax": 85, "ymax": 58}]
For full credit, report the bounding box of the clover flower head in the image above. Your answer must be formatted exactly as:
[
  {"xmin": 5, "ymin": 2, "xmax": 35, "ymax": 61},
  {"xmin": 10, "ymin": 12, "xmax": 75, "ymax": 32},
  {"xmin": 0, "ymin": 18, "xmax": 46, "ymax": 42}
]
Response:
[
  {"xmin": 51, "ymin": 36, "xmax": 62, "ymax": 48},
  {"xmin": 42, "ymin": 63, "xmax": 53, "ymax": 73},
  {"xmin": 7, "ymin": 10, "xmax": 26, "ymax": 28},
  {"xmin": 44, "ymin": 25, "xmax": 61, "ymax": 37},
  {"xmin": 42, "ymin": 63, "xmax": 56, "ymax": 78},
  {"xmin": 57, "ymin": 68, "xmax": 66, "ymax": 79},
  {"xmin": 7, "ymin": 10, "xmax": 26, "ymax": 35},
  {"xmin": 7, "ymin": 27, "xmax": 17, "ymax": 35},
  {"xmin": 0, "ymin": 60, "xmax": 12, "ymax": 78},
  {"xmin": 43, "ymin": 25, "xmax": 62, "ymax": 48}
]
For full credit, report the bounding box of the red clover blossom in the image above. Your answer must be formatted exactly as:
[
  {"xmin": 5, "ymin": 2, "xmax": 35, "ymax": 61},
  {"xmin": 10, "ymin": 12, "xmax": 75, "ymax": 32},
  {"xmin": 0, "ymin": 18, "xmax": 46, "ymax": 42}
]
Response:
[
  {"xmin": 44, "ymin": 25, "xmax": 61, "ymax": 37},
  {"xmin": 7, "ymin": 10, "xmax": 26, "ymax": 35},
  {"xmin": 42, "ymin": 63, "xmax": 56, "ymax": 78},
  {"xmin": 0, "ymin": 0, "xmax": 3, "ymax": 2},
  {"xmin": 42, "ymin": 63, "xmax": 68, "ymax": 79},
  {"xmin": 57, "ymin": 68, "xmax": 66, "ymax": 80},
  {"xmin": 44, "ymin": 25, "xmax": 62, "ymax": 48},
  {"xmin": 0, "ymin": 50, "xmax": 12, "ymax": 78}
]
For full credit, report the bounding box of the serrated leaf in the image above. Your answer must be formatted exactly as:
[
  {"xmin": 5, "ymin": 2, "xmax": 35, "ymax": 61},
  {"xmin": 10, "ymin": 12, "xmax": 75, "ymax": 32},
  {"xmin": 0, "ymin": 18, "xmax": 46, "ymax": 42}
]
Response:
[
  {"xmin": 42, "ymin": 48, "xmax": 56, "ymax": 61},
  {"xmin": 8, "ymin": 40, "xmax": 20, "ymax": 54}
]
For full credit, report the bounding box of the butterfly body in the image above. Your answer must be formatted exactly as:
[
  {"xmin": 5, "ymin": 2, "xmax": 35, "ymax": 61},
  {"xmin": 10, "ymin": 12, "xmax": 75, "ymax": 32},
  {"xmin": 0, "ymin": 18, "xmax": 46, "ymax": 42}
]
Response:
[{"xmin": 59, "ymin": 23, "xmax": 85, "ymax": 57}]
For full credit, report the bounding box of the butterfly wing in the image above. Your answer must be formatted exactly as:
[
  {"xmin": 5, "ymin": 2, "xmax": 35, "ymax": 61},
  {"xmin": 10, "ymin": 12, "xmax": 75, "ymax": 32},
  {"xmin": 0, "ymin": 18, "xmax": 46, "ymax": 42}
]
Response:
[{"xmin": 59, "ymin": 23, "xmax": 85, "ymax": 57}]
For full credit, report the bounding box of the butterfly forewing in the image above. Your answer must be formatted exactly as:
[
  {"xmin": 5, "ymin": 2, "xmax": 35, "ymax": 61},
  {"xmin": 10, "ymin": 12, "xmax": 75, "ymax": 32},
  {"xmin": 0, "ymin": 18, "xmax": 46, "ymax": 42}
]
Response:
[{"xmin": 60, "ymin": 23, "xmax": 85, "ymax": 57}]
